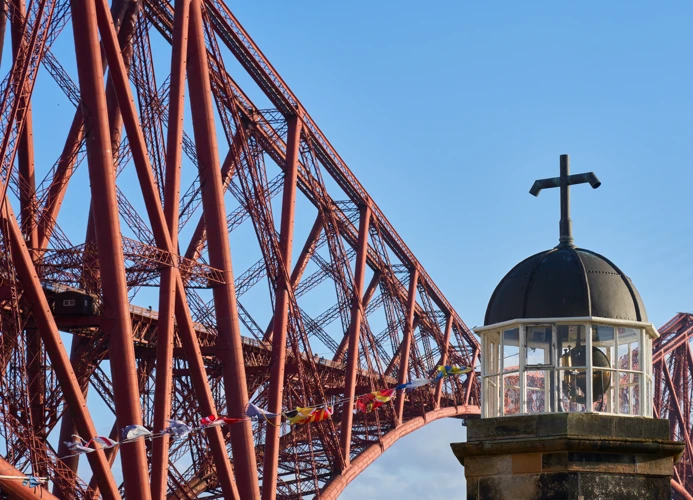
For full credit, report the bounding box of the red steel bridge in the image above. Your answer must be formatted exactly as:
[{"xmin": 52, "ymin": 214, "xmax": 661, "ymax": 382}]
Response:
[
  {"xmin": 0, "ymin": 0, "xmax": 481, "ymax": 498},
  {"xmin": 0, "ymin": 0, "xmax": 687, "ymax": 498}
]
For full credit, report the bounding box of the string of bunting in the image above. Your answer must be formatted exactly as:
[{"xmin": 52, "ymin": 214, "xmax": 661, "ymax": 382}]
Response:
[
  {"xmin": 60, "ymin": 364, "xmax": 473, "ymax": 459},
  {"xmin": 0, "ymin": 474, "xmax": 47, "ymax": 488}
]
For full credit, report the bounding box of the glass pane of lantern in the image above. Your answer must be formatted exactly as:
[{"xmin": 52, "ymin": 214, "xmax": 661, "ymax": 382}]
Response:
[
  {"xmin": 558, "ymin": 368, "xmax": 588, "ymax": 412},
  {"xmin": 484, "ymin": 375, "xmax": 500, "ymax": 417},
  {"xmin": 525, "ymin": 326, "xmax": 552, "ymax": 366},
  {"xmin": 619, "ymin": 372, "xmax": 640, "ymax": 415},
  {"xmin": 503, "ymin": 372, "xmax": 520, "ymax": 415},
  {"xmin": 485, "ymin": 330, "xmax": 501, "ymax": 376},
  {"xmin": 557, "ymin": 325, "xmax": 586, "ymax": 368},
  {"xmin": 525, "ymin": 370, "xmax": 550, "ymax": 413},
  {"xmin": 592, "ymin": 325, "xmax": 616, "ymax": 369},
  {"xmin": 503, "ymin": 328, "xmax": 520, "ymax": 372},
  {"xmin": 593, "ymin": 369, "xmax": 615, "ymax": 414},
  {"xmin": 617, "ymin": 327, "xmax": 640, "ymax": 371},
  {"xmin": 631, "ymin": 373, "xmax": 641, "ymax": 415}
]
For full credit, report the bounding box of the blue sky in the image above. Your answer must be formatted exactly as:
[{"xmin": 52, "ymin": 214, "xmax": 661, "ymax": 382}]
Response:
[
  {"xmin": 224, "ymin": 1, "xmax": 693, "ymax": 496},
  {"xmin": 10, "ymin": 0, "xmax": 692, "ymax": 496},
  {"xmin": 228, "ymin": 0, "xmax": 693, "ymax": 329}
]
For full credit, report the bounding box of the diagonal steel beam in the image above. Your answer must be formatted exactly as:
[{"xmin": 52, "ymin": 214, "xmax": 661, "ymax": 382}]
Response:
[
  {"xmin": 151, "ymin": 0, "xmax": 190, "ymax": 496},
  {"xmin": 186, "ymin": 2, "xmax": 258, "ymax": 496},
  {"xmin": 2, "ymin": 201, "xmax": 120, "ymax": 498},
  {"xmin": 92, "ymin": 0, "xmax": 242, "ymax": 496},
  {"xmin": 69, "ymin": 0, "xmax": 150, "ymax": 494}
]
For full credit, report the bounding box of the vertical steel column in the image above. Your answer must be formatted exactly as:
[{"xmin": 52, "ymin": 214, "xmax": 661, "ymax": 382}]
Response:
[
  {"xmin": 25, "ymin": 326, "xmax": 43, "ymax": 430},
  {"xmin": 0, "ymin": 1, "xmax": 7, "ymax": 68},
  {"xmin": 261, "ymin": 115, "xmax": 302, "ymax": 499},
  {"xmin": 338, "ymin": 204, "xmax": 371, "ymax": 466},
  {"xmin": 37, "ymin": 0, "xmax": 130, "ymax": 250},
  {"xmin": 434, "ymin": 314, "xmax": 454, "ymax": 407},
  {"xmin": 151, "ymin": 0, "xmax": 190, "ymax": 496},
  {"xmin": 53, "ymin": 220, "xmax": 99, "ymax": 499},
  {"xmin": 186, "ymin": 1, "xmax": 259, "ymax": 497},
  {"xmin": 66, "ymin": 0, "xmax": 131, "ymax": 259},
  {"xmin": 10, "ymin": 0, "xmax": 43, "ymax": 444},
  {"xmin": 68, "ymin": 0, "xmax": 150, "ymax": 496},
  {"xmin": 10, "ymin": 0, "xmax": 37, "ymax": 248},
  {"xmin": 1, "ymin": 202, "xmax": 120, "ymax": 499},
  {"xmin": 80, "ymin": 0, "xmax": 135, "ymax": 259},
  {"xmin": 172, "ymin": 293, "xmax": 240, "ymax": 500},
  {"xmin": 91, "ymin": 0, "xmax": 240, "ymax": 495},
  {"xmin": 53, "ymin": 0, "xmax": 134, "ymax": 478},
  {"xmin": 396, "ymin": 268, "xmax": 419, "ymax": 422},
  {"xmin": 54, "ymin": 337, "xmax": 89, "ymax": 497}
]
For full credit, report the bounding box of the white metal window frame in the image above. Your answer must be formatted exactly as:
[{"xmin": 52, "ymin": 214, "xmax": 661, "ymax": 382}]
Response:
[{"xmin": 478, "ymin": 317, "xmax": 654, "ymax": 418}]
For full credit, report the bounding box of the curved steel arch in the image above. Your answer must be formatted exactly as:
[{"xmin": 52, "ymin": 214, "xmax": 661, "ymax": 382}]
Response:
[{"xmin": 321, "ymin": 405, "xmax": 480, "ymax": 499}]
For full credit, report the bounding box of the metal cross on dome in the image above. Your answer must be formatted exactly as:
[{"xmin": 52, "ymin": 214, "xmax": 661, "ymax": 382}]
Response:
[{"xmin": 529, "ymin": 154, "xmax": 601, "ymax": 248}]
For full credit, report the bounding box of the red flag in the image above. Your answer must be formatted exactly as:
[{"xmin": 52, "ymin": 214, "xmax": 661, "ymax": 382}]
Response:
[{"xmin": 200, "ymin": 415, "xmax": 224, "ymax": 426}]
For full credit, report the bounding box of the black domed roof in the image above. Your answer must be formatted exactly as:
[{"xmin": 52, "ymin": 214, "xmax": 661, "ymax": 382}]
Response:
[{"xmin": 484, "ymin": 247, "xmax": 647, "ymax": 326}]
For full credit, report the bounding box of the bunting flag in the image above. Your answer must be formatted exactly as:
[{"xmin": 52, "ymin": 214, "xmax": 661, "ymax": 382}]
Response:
[
  {"xmin": 65, "ymin": 435, "xmax": 94, "ymax": 454},
  {"xmin": 64, "ymin": 442, "xmax": 94, "ymax": 453},
  {"xmin": 307, "ymin": 406, "xmax": 333, "ymax": 423},
  {"xmin": 375, "ymin": 388, "xmax": 396, "ymax": 402},
  {"xmin": 246, "ymin": 402, "xmax": 280, "ymax": 420},
  {"xmin": 356, "ymin": 389, "xmax": 396, "ymax": 413},
  {"xmin": 165, "ymin": 419, "xmax": 192, "ymax": 440},
  {"xmin": 0, "ymin": 475, "xmax": 47, "ymax": 487},
  {"xmin": 356, "ymin": 393, "xmax": 379, "ymax": 413},
  {"xmin": 284, "ymin": 407, "xmax": 316, "ymax": 425},
  {"xmin": 200, "ymin": 415, "xmax": 226, "ymax": 427},
  {"xmin": 434, "ymin": 364, "xmax": 472, "ymax": 381},
  {"xmin": 22, "ymin": 476, "xmax": 44, "ymax": 488},
  {"xmin": 88, "ymin": 436, "xmax": 118, "ymax": 449},
  {"xmin": 122, "ymin": 424, "xmax": 152, "ymax": 441},
  {"xmin": 200, "ymin": 415, "xmax": 245, "ymax": 427},
  {"xmin": 59, "ymin": 363, "xmax": 476, "ymax": 459},
  {"xmin": 395, "ymin": 378, "xmax": 431, "ymax": 391},
  {"xmin": 221, "ymin": 417, "xmax": 245, "ymax": 425}
]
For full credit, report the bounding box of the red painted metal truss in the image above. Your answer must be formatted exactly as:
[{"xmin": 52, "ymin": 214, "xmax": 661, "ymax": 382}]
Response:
[
  {"xmin": 0, "ymin": 0, "xmax": 480, "ymax": 498},
  {"xmin": 653, "ymin": 313, "xmax": 693, "ymax": 500}
]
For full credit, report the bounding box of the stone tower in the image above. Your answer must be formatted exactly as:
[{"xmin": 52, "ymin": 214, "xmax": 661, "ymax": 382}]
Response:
[{"xmin": 451, "ymin": 155, "xmax": 684, "ymax": 500}]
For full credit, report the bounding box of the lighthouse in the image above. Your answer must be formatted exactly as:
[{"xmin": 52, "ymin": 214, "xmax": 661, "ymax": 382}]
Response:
[{"xmin": 451, "ymin": 155, "xmax": 684, "ymax": 500}]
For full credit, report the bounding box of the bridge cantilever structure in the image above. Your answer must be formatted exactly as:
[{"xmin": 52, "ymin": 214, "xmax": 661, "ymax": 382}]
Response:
[{"xmin": 0, "ymin": 0, "xmax": 479, "ymax": 498}]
